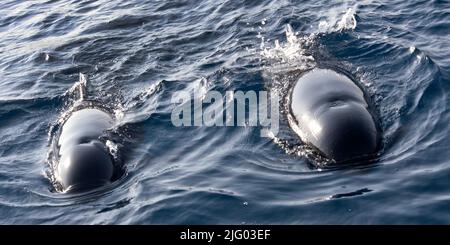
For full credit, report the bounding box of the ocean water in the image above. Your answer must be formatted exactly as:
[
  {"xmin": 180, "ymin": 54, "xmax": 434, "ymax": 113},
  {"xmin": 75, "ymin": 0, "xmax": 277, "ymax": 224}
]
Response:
[{"xmin": 1, "ymin": 0, "xmax": 450, "ymax": 224}]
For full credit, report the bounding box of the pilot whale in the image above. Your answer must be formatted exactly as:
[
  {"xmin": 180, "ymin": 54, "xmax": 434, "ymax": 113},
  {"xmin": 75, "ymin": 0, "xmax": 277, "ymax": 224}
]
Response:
[
  {"xmin": 54, "ymin": 106, "xmax": 118, "ymax": 192},
  {"xmin": 289, "ymin": 68, "xmax": 380, "ymax": 163}
]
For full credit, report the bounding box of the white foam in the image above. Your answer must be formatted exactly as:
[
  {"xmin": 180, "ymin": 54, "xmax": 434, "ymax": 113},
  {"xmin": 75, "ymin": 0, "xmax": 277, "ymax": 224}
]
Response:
[{"xmin": 106, "ymin": 140, "xmax": 119, "ymax": 158}]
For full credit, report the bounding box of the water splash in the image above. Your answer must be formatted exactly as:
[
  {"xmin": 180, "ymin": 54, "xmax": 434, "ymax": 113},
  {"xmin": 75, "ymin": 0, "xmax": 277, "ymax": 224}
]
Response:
[
  {"xmin": 259, "ymin": 4, "xmax": 358, "ymax": 68},
  {"xmin": 260, "ymin": 24, "xmax": 316, "ymax": 70},
  {"xmin": 318, "ymin": 7, "xmax": 357, "ymax": 33}
]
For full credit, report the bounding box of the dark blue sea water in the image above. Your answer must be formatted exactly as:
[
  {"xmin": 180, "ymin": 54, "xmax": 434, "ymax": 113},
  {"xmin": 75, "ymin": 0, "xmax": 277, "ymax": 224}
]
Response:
[{"xmin": 1, "ymin": 0, "xmax": 450, "ymax": 224}]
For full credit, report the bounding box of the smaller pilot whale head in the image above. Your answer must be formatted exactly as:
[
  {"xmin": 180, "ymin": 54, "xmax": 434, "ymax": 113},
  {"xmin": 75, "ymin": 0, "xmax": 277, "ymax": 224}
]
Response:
[{"xmin": 55, "ymin": 108, "xmax": 116, "ymax": 193}]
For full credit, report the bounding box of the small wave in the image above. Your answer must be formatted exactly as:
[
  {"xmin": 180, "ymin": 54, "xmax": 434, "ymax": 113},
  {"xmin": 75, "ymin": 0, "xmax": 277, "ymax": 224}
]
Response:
[
  {"xmin": 114, "ymin": 80, "xmax": 163, "ymax": 127},
  {"xmin": 330, "ymin": 187, "xmax": 372, "ymax": 199}
]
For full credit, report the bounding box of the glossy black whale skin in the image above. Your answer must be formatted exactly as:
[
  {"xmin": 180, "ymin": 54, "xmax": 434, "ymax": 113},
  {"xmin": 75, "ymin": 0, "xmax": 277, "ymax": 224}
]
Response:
[
  {"xmin": 289, "ymin": 68, "xmax": 381, "ymax": 163},
  {"xmin": 55, "ymin": 108, "xmax": 115, "ymax": 192}
]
